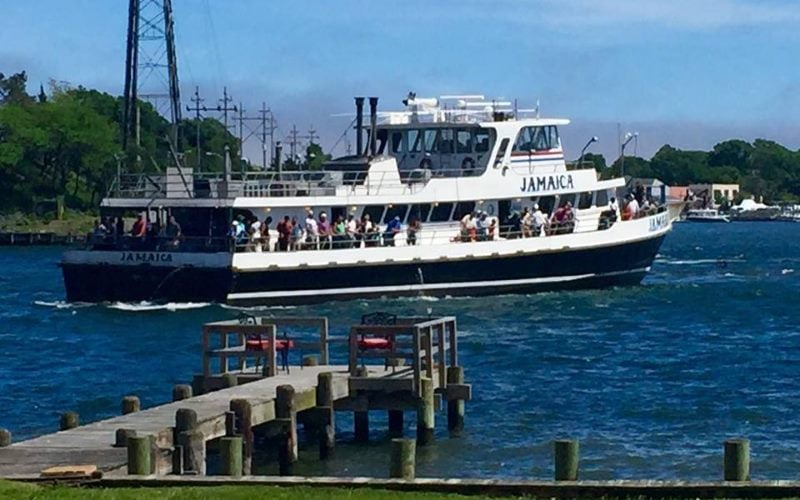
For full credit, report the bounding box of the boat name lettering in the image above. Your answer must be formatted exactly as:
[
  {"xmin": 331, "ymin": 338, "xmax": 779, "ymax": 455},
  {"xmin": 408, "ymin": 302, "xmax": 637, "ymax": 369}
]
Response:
[
  {"xmin": 520, "ymin": 174, "xmax": 574, "ymax": 193},
  {"xmin": 649, "ymin": 213, "xmax": 669, "ymax": 232},
  {"xmin": 120, "ymin": 252, "xmax": 173, "ymax": 263}
]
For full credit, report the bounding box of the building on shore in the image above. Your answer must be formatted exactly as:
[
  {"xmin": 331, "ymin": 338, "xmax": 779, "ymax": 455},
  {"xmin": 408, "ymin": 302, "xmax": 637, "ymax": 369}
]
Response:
[
  {"xmin": 628, "ymin": 178, "xmax": 668, "ymax": 204},
  {"xmin": 688, "ymin": 183, "xmax": 740, "ymax": 205}
]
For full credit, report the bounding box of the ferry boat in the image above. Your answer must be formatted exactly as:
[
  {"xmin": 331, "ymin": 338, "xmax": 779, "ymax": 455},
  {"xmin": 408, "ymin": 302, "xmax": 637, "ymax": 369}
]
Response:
[
  {"xmin": 685, "ymin": 208, "xmax": 730, "ymax": 223},
  {"xmin": 61, "ymin": 94, "xmax": 680, "ymax": 305}
]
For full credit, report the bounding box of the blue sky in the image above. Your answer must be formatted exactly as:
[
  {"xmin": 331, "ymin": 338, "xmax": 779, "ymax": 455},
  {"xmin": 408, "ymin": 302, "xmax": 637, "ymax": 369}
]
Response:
[{"xmin": 3, "ymin": 0, "xmax": 800, "ymax": 162}]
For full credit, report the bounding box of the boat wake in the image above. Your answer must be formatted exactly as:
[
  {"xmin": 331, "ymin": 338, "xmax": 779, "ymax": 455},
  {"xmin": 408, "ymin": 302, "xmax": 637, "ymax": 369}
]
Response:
[
  {"xmin": 219, "ymin": 303, "xmax": 297, "ymax": 311},
  {"xmin": 782, "ymin": 268, "xmax": 795, "ymax": 275},
  {"xmin": 33, "ymin": 300, "xmax": 93, "ymax": 309},
  {"xmin": 108, "ymin": 302, "xmax": 212, "ymax": 312},
  {"xmin": 659, "ymin": 258, "xmax": 745, "ymax": 266}
]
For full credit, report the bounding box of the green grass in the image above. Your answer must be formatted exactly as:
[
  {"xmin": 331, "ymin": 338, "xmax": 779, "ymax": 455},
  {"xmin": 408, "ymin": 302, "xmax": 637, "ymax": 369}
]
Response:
[
  {"xmin": 0, "ymin": 210, "xmax": 95, "ymax": 235},
  {"xmin": 0, "ymin": 480, "xmax": 486, "ymax": 500}
]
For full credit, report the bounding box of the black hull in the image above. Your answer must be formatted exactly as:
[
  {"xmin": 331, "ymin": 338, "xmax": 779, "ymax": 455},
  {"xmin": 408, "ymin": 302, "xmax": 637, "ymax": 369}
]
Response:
[
  {"xmin": 61, "ymin": 264, "xmax": 232, "ymax": 303},
  {"xmin": 62, "ymin": 234, "xmax": 665, "ymax": 305}
]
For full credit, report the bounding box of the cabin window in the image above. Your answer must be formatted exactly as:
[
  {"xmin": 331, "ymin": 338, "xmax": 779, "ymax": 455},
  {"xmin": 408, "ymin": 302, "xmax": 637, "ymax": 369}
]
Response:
[
  {"xmin": 547, "ymin": 126, "xmax": 560, "ymax": 150},
  {"xmin": 493, "ymin": 138, "xmax": 510, "ymax": 168},
  {"xmin": 514, "ymin": 127, "xmax": 535, "ymax": 151},
  {"xmin": 475, "ymin": 130, "xmax": 491, "ymax": 153},
  {"xmin": 390, "ymin": 132, "xmax": 403, "ymax": 154},
  {"xmin": 383, "ymin": 204, "xmax": 409, "ymax": 224},
  {"xmin": 429, "ymin": 202, "xmax": 454, "ymax": 222},
  {"xmin": 453, "ymin": 201, "xmax": 476, "ymax": 221},
  {"xmin": 423, "ymin": 129, "xmax": 438, "ymax": 153},
  {"xmin": 596, "ymin": 189, "xmax": 609, "ymax": 206},
  {"xmin": 363, "ymin": 205, "xmax": 385, "ymax": 224},
  {"xmin": 408, "ymin": 130, "xmax": 422, "ymax": 153},
  {"xmin": 456, "ymin": 129, "xmax": 472, "ymax": 154},
  {"xmin": 409, "ymin": 204, "xmax": 431, "ymax": 223},
  {"xmin": 513, "ymin": 126, "xmax": 560, "ymax": 152},
  {"xmin": 376, "ymin": 129, "xmax": 389, "ymax": 154},
  {"xmin": 538, "ymin": 196, "xmax": 556, "ymax": 215},
  {"xmin": 437, "ymin": 129, "xmax": 454, "ymax": 154},
  {"xmin": 578, "ymin": 192, "xmax": 593, "ymax": 209}
]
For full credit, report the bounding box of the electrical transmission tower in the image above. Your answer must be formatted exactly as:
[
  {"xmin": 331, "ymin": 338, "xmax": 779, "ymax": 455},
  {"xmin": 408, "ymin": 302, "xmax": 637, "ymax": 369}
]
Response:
[{"xmin": 122, "ymin": 0, "xmax": 182, "ymax": 157}]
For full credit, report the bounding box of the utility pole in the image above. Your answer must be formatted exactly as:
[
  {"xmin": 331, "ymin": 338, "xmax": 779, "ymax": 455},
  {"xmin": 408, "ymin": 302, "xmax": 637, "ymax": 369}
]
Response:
[
  {"xmin": 237, "ymin": 102, "xmax": 245, "ymax": 162},
  {"xmin": 305, "ymin": 126, "xmax": 320, "ymax": 147},
  {"xmin": 186, "ymin": 86, "xmax": 204, "ymax": 170},
  {"xmin": 288, "ymin": 124, "xmax": 300, "ymax": 165},
  {"xmin": 259, "ymin": 103, "xmax": 276, "ymax": 170},
  {"xmin": 216, "ymin": 87, "xmax": 238, "ymax": 138}
]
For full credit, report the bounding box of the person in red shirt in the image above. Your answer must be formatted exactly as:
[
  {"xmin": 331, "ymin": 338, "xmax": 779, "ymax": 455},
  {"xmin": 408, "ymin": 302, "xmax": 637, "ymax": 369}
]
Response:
[
  {"xmin": 276, "ymin": 215, "xmax": 293, "ymax": 251},
  {"xmin": 131, "ymin": 214, "xmax": 147, "ymax": 238}
]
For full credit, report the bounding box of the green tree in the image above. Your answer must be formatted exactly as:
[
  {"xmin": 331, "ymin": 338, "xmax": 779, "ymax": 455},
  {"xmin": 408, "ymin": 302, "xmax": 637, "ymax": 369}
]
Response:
[{"xmin": 0, "ymin": 71, "xmax": 33, "ymax": 105}]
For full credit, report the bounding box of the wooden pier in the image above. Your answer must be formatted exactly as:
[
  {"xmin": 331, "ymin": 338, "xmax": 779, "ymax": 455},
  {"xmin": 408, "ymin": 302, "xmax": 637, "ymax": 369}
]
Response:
[{"xmin": 0, "ymin": 315, "xmax": 470, "ymax": 478}]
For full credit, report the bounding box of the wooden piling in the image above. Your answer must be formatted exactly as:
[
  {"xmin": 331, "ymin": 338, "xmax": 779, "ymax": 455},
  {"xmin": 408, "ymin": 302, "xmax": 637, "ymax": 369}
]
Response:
[
  {"xmin": 276, "ymin": 384, "xmax": 297, "ymax": 475},
  {"xmin": 59, "ymin": 411, "xmax": 79, "ymax": 430},
  {"xmin": 175, "ymin": 409, "xmax": 203, "ymax": 475},
  {"xmin": 0, "ymin": 429, "xmax": 10, "ymax": 447},
  {"xmin": 172, "ymin": 444, "xmax": 184, "ymax": 474},
  {"xmin": 389, "ymin": 438, "xmax": 416, "ymax": 480},
  {"xmin": 724, "ymin": 438, "xmax": 750, "ymax": 481},
  {"xmin": 230, "ymin": 399, "xmax": 253, "ymax": 474},
  {"xmin": 127, "ymin": 435, "xmax": 151, "ymax": 475},
  {"xmin": 122, "ymin": 395, "xmax": 140, "ymax": 415},
  {"xmin": 114, "ymin": 428, "xmax": 136, "ymax": 448},
  {"xmin": 354, "ymin": 411, "xmax": 369, "ymax": 443},
  {"xmin": 222, "ymin": 373, "xmax": 238, "ymax": 388},
  {"xmin": 447, "ymin": 366, "xmax": 465, "ymax": 436},
  {"xmin": 554, "ymin": 439, "xmax": 579, "ymax": 481},
  {"xmin": 178, "ymin": 429, "xmax": 205, "ymax": 475},
  {"xmin": 302, "ymin": 355, "xmax": 319, "ymax": 367},
  {"xmin": 172, "ymin": 384, "xmax": 192, "ymax": 402},
  {"xmin": 220, "ymin": 436, "xmax": 243, "ymax": 476},
  {"xmin": 389, "ymin": 410, "xmax": 404, "ymax": 438},
  {"xmin": 417, "ymin": 377, "xmax": 434, "ymax": 445},
  {"xmin": 316, "ymin": 372, "xmax": 335, "ymax": 459}
]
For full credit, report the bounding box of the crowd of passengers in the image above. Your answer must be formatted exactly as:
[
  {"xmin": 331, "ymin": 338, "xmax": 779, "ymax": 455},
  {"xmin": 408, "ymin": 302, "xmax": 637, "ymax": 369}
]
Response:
[{"xmin": 90, "ymin": 214, "xmax": 185, "ymax": 249}]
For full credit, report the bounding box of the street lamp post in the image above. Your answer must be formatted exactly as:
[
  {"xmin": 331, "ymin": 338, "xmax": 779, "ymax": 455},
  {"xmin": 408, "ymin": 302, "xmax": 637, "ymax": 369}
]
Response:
[
  {"xmin": 620, "ymin": 132, "xmax": 638, "ymax": 178},
  {"xmin": 578, "ymin": 136, "xmax": 599, "ymax": 170}
]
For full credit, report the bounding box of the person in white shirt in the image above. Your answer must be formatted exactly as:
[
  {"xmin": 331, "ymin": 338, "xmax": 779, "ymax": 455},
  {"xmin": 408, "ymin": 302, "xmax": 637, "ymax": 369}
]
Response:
[
  {"xmin": 304, "ymin": 211, "xmax": 319, "ymax": 249},
  {"xmin": 627, "ymin": 195, "xmax": 640, "ymax": 219},
  {"xmin": 345, "ymin": 214, "xmax": 358, "ymax": 247},
  {"xmin": 521, "ymin": 207, "xmax": 533, "ymax": 237},
  {"xmin": 532, "ymin": 204, "xmax": 547, "ymax": 237},
  {"xmin": 609, "ymin": 197, "xmax": 620, "ymax": 221}
]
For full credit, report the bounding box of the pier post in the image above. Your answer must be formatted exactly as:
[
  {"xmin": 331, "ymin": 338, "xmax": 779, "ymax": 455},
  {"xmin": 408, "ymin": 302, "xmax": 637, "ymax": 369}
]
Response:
[
  {"xmin": 175, "ymin": 409, "xmax": 204, "ymax": 475},
  {"xmin": 276, "ymin": 384, "xmax": 297, "ymax": 475},
  {"xmin": 59, "ymin": 411, "xmax": 79, "ymax": 430},
  {"xmin": 554, "ymin": 439, "xmax": 579, "ymax": 481},
  {"xmin": 389, "ymin": 438, "xmax": 416, "ymax": 480},
  {"xmin": 302, "ymin": 355, "xmax": 319, "ymax": 367},
  {"xmin": 230, "ymin": 399, "xmax": 253, "ymax": 474},
  {"xmin": 0, "ymin": 429, "xmax": 10, "ymax": 447},
  {"xmin": 172, "ymin": 384, "xmax": 192, "ymax": 402},
  {"xmin": 127, "ymin": 435, "xmax": 151, "ymax": 475},
  {"xmin": 446, "ymin": 366, "xmax": 465, "ymax": 436},
  {"xmin": 222, "ymin": 373, "xmax": 238, "ymax": 388},
  {"xmin": 388, "ymin": 410, "xmax": 404, "ymax": 438},
  {"xmin": 220, "ymin": 436, "xmax": 243, "ymax": 476},
  {"xmin": 122, "ymin": 395, "xmax": 140, "ymax": 415},
  {"xmin": 114, "ymin": 428, "xmax": 136, "ymax": 448},
  {"xmin": 724, "ymin": 438, "xmax": 750, "ymax": 481},
  {"xmin": 316, "ymin": 372, "xmax": 335, "ymax": 459},
  {"xmin": 354, "ymin": 367, "xmax": 369, "ymax": 443},
  {"xmin": 417, "ymin": 377, "xmax": 434, "ymax": 445}
]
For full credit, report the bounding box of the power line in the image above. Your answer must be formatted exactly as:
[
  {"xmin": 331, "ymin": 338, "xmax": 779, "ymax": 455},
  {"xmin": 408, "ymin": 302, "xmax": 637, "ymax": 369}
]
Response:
[{"xmin": 185, "ymin": 86, "xmax": 204, "ymax": 169}]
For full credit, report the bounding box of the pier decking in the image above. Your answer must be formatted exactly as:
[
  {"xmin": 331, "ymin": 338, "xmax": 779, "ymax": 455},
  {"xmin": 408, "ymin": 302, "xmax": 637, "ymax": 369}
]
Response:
[{"xmin": 0, "ymin": 315, "xmax": 470, "ymax": 478}]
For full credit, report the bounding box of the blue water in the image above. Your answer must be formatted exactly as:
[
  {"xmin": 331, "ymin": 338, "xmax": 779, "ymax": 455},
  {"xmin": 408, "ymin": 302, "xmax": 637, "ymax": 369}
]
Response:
[{"xmin": 2, "ymin": 222, "xmax": 800, "ymax": 480}]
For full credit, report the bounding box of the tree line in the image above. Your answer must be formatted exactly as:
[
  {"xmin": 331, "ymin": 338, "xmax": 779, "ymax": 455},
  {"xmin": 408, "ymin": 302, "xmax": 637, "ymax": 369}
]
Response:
[{"xmin": 584, "ymin": 137, "xmax": 800, "ymax": 202}]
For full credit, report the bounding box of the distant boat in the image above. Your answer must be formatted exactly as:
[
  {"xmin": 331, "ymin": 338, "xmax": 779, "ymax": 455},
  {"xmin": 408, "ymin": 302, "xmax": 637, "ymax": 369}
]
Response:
[{"xmin": 685, "ymin": 208, "xmax": 730, "ymax": 223}]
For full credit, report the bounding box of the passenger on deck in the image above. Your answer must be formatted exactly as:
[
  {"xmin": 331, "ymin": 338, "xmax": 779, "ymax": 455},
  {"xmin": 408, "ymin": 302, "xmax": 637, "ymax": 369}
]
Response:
[
  {"xmin": 360, "ymin": 214, "xmax": 377, "ymax": 247},
  {"xmin": 488, "ymin": 216, "xmax": 497, "ymax": 240},
  {"xmin": 459, "ymin": 212, "xmax": 474, "ymax": 242},
  {"xmin": 521, "ymin": 207, "xmax": 533, "ymax": 237},
  {"xmin": 131, "ymin": 214, "xmax": 147, "ymax": 239},
  {"xmin": 93, "ymin": 219, "xmax": 107, "ymax": 237},
  {"xmin": 305, "ymin": 211, "xmax": 319, "ymax": 250},
  {"xmin": 261, "ymin": 216, "xmax": 272, "ymax": 251},
  {"xmin": 503, "ymin": 211, "xmax": 521, "ymax": 239},
  {"xmin": 333, "ymin": 214, "xmax": 346, "ymax": 248},
  {"xmin": 532, "ymin": 204, "xmax": 547, "ymax": 237},
  {"xmin": 248, "ymin": 219, "xmax": 262, "ymax": 252},
  {"xmin": 550, "ymin": 201, "xmax": 574, "ymax": 234},
  {"xmin": 276, "ymin": 216, "xmax": 291, "ymax": 251},
  {"xmin": 164, "ymin": 215, "xmax": 182, "ymax": 248},
  {"xmin": 345, "ymin": 214, "xmax": 358, "ymax": 247},
  {"xmin": 406, "ymin": 216, "xmax": 421, "ymax": 245},
  {"xmin": 383, "ymin": 216, "xmax": 402, "ymax": 246},
  {"xmin": 290, "ymin": 217, "xmax": 303, "ymax": 250},
  {"xmin": 609, "ymin": 197, "xmax": 620, "ymax": 222},
  {"xmin": 627, "ymin": 194, "xmax": 640, "ymax": 219},
  {"xmin": 318, "ymin": 212, "xmax": 332, "ymax": 250},
  {"xmin": 476, "ymin": 212, "xmax": 489, "ymax": 241}
]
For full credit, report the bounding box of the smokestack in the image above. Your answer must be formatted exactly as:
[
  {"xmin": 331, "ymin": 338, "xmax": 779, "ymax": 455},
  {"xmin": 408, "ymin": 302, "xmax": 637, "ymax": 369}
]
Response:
[
  {"xmin": 369, "ymin": 97, "xmax": 378, "ymax": 157},
  {"xmin": 355, "ymin": 97, "xmax": 365, "ymax": 157}
]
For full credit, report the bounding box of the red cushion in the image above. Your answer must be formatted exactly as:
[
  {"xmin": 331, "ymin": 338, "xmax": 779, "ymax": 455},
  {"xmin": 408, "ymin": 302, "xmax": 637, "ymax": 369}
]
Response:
[
  {"xmin": 358, "ymin": 338, "xmax": 392, "ymax": 350},
  {"xmin": 245, "ymin": 339, "xmax": 294, "ymax": 351}
]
